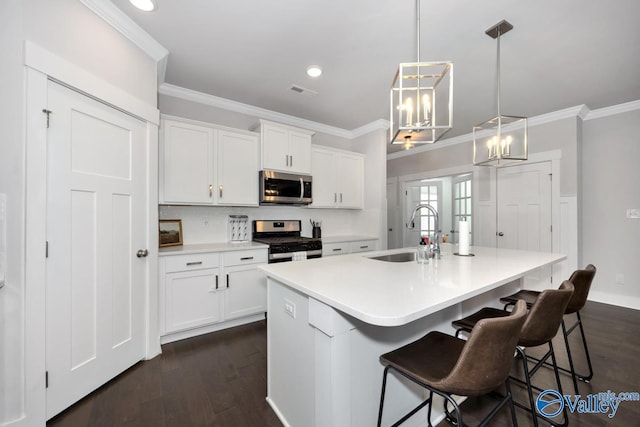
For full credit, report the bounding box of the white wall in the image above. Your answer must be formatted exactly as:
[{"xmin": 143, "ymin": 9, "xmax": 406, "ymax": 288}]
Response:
[
  {"xmin": 0, "ymin": 1, "xmax": 27, "ymax": 423},
  {"xmin": 581, "ymin": 109, "xmax": 640, "ymax": 308}
]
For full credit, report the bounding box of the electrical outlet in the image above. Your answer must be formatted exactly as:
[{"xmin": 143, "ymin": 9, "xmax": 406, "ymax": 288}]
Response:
[
  {"xmin": 626, "ymin": 209, "xmax": 640, "ymax": 219},
  {"xmin": 615, "ymin": 273, "xmax": 625, "ymax": 285},
  {"xmin": 284, "ymin": 298, "xmax": 296, "ymax": 318}
]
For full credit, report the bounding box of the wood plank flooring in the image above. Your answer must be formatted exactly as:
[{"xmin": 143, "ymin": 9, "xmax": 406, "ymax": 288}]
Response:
[{"xmin": 48, "ymin": 301, "xmax": 639, "ymax": 427}]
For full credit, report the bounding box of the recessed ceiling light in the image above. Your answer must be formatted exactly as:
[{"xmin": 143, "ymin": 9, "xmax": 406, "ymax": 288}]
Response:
[
  {"xmin": 129, "ymin": 0, "xmax": 156, "ymax": 12},
  {"xmin": 306, "ymin": 65, "xmax": 322, "ymax": 78}
]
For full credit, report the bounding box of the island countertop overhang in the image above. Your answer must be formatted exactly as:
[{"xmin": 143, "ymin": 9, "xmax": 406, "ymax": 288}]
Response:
[{"xmin": 259, "ymin": 244, "xmax": 567, "ymax": 327}]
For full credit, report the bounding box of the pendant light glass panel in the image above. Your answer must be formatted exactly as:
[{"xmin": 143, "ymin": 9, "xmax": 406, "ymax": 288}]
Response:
[{"xmin": 390, "ymin": 61, "xmax": 453, "ymax": 145}]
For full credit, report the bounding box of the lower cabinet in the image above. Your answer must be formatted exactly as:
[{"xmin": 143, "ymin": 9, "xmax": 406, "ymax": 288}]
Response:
[{"xmin": 160, "ymin": 248, "xmax": 267, "ymax": 341}]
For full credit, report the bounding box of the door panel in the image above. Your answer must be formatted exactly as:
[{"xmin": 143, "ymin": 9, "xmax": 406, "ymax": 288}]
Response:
[
  {"xmin": 46, "ymin": 81, "xmax": 147, "ymax": 418},
  {"xmin": 497, "ymin": 162, "xmax": 552, "ymax": 286}
]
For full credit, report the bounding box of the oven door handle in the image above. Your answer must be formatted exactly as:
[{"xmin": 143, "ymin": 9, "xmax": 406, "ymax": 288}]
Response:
[{"xmin": 299, "ymin": 177, "xmax": 304, "ymax": 201}]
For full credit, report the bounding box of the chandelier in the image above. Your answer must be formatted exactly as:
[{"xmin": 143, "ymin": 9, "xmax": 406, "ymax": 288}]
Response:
[
  {"xmin": 389, "ymin": 0, "xmax": 453, "ymax": 148},
  {"xmin": 473, "ymin": 20, "xmax": 528, "ymax": 166}
]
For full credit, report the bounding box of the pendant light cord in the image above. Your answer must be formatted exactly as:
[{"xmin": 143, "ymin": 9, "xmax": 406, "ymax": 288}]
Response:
[
  {"xmin": 496, "ymin": 27, "xmax": 501, "ymax": 119},
  {"xmin": 416, "ymin": 0, "xmax": 421, "ymax": 62}
]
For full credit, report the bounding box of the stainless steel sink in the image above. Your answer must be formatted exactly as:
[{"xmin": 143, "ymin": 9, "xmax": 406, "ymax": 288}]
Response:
[{"xmin": 368, "ymin": 252, "xmax": 416, "ymax": 262}]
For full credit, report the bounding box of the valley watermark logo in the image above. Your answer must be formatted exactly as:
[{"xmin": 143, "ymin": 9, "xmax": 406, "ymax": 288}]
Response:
[{"xmin": 536, "ymin": 389, "xmax": 639, "ymax": 419}]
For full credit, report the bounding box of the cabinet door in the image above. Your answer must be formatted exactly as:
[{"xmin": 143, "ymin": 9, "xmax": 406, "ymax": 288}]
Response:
[
  {"xmin": 223, "ymin": 265, "xmax": 267, "ymax": 320},
  {"xmin": 164, "ymin": 268, "xmax": 222, "ymax": 334},
  {"xmin": 161, "ymin": 120, "xmax": 215, "ymax": 204},
  {"xmin": 310, "ymin": 147, "xmax": 338, "ymax": 207},
  {"xmin": 338, "ymin": 153, "xmax": 364, "ymax": 209},
  {"xmin": 217, "ymin": 130, "xmax": 258, "ymax": 206},
  {"xmin": 288, "ymin": 130, "xmax": 312, "ymax": 174},
  {"xmin": 261, "ymin": 123, "xmax": 290, "ymax": 172}
]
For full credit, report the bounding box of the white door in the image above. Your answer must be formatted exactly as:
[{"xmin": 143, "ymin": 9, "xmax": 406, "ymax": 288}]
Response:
[
  {"xmin": 497, "ymin": 161, "xmax": 552, "ymax": 286},
  {"xmin": 45, "ymin": 82, "xmax": 147, "ymax": 418}
]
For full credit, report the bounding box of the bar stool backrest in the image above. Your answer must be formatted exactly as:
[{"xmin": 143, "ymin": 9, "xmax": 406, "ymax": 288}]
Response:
[
  {"xmin": 566, "ymin": 264, "xmax": 596, "ymax": 314},
  {"xmin": 519, "ymin": 280, "xmax": 574, "ymax": 347},
  {"xmin": 436, "ymin": 300, "xmax": 527, "ymax": 396}
]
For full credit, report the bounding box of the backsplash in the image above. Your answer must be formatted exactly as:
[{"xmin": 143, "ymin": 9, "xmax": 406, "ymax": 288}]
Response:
[{"xmin": 159, "ymin": 205, "xmax": 358, "ymax": 244}]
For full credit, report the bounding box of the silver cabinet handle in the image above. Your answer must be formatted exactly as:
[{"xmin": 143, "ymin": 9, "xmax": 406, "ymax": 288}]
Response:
[
  {"xmin": 285, "ymin": 154, "xmax": 289, "ymax": 167},
  {"xmin": 186, "ymin": 261, "xmax": 203, "ymax": 266},
  {"xmin": 240, "ymin": 256, "xmax": 254, "ymax": 261},
  {"xmin": 219, "ymin": 185, "xmax": 223, "ymax": 198},
  {"xmin": 332, "ymin": 248, "xmax": 342, "ymax": 252},
  {"xmin": 334, "ymin": 193, "xmax": 337, "ymax": 203},
  {"xmin": 360, "ymin": 245, "xmax": 369, "ymax": 249},
  {"xmin": 136, "ymin": 249, "xmax": 149, "ymax": 258},
  {"xmin": 226, "ymin": 274, "xmax": 230, "ymax": 288},
  {"xmin": 215, "ymin": 275, "xmax": 219, "ymax": 290},
  {"xmin": 340, "ymin": 193, "xmax": 343, "ymax": 203},
  {"xmin": 209, "ymin": 184, "xmax": 213, "ymax": 197},
  {"xmin": 290, "ymin": 155, "xmax": 293, "ymax": 167}
]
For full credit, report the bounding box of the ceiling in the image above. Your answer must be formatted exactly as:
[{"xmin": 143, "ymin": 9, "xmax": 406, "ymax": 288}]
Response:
[{"xmin": 111, "ymin": 0, "xmax": 640, "ymax": 153}]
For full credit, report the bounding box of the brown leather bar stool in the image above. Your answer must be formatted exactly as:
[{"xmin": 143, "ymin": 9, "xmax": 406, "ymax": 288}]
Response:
[
  {"xmin": 452, "ymin": 281, "xmax": 574, "ymax": 427},
  {"xmin": 377, "ymin": 300, "xmax": 527, "ymax": 427},
  {"xmin": 500, "ymin": 264, "xmax": 596, "ymax": 394}
]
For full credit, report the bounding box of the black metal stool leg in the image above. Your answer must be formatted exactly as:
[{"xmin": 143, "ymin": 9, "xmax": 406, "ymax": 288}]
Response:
[
  {"xmin": 561, "ymin": 319, "xmax": 580, "ymax": 394},
  {"xmin": 548, "ymin": 341, "xmax": 569, "ymax": 427},
  {"xmin": 575, "ymin": 311, "xmax": 595, "ymax": 382},
  {"xmin": 505, "ymin": 378, "xmax": 519, "ymax": 427},
  {"xmin": 517, "ymin": 346, "xmax": 539, "ymax": 427},
  {"xmin": 377, "ymin": 366, "xmax": 390, "ymax": 427}
]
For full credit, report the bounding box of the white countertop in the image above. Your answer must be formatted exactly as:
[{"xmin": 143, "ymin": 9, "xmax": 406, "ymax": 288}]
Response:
[
  {"xmin": 159, "ymin": 241, "xmax": 268, "ymax": 256},
  {"xmin": 259, "ymin": 244, "xmax": 566, "ymax": 327},
  {"xmin": 321, "ymin": 235, "xmax": 378, "ymax": 244}
]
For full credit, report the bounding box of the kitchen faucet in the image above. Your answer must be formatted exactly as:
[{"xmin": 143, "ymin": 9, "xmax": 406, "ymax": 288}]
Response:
[{"xmin": 407, "ymin": 204, "xmax": 441, "ymax": 259}]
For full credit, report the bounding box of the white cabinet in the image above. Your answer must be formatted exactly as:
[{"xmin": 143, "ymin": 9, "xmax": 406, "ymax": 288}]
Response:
[
  {"xmin": 160, "ymin": 117, "xmax": 259, "ymax": 206},
  {"xmin": 160, "ymin": 248, "xmax": 268, "ymax": 341},
  {"xmin": 161, "ymin": 253, "xmax": 222, "ymax": 334},
  {"xmin": 322, "ymin": 239, "xmax": 378, "ymax": 257},
  {"xmin": 311, "ymin": 146, "xmax": 364, "ymax": 209},
  {"xmin": 161, "ymin": 120, "xmax": 215, "ymax": 204},
  {"xmin": 259, "ymin": 120, "xmax": 313, "ymax": 174}
]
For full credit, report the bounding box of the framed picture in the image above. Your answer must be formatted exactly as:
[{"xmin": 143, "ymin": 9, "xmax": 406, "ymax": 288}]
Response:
[{"xmin": 159, "ymin": 219, "xmax": 183, "ymax": 247}]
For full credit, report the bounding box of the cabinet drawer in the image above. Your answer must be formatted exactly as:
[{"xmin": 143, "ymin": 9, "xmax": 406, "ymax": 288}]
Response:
[
  {"xmin": 322, "ymin": 242, "xmax": 349, "ymax": 256},
  {"xmin": 223, "ymin": 249, "xmax": 268, "ymax": 266},
  {"xmin": 164, "ymin": 253, "xmax": 220, "ymax": 273},
  {"xmin": 349, "ymin": 240, "xmax": 378, "ymax": 253}
]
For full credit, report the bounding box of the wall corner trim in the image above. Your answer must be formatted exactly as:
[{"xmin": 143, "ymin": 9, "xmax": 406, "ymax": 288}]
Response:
[{"xmin": 583, "ymin": 99, "xmax": 640, "ymax": 121}]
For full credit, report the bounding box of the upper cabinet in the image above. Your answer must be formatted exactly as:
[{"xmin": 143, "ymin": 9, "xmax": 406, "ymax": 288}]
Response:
[
  {"xmin": 310, "ymin": 146, "xmax": 364, "ymax": 209},
  {"xmin": 160, "ymin": 117, "xmax": 259, "ymax": 206},
  {"xmin": 258, "ymin": 120, "xmax": 314, "ymax": 174}
]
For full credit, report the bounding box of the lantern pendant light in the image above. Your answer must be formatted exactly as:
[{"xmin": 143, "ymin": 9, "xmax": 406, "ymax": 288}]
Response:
[
  {"xmin": 389, "ymin": 0, "xmax": 453, "ymax": 148},
  {"xmin": 473, "ymin": 20, "xmax": 528, "ymax": 166}
]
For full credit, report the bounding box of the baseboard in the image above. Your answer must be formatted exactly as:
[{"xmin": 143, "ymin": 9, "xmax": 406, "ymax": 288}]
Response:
[
  {"xmin": 588, "ymin": 291, "xmax": 640, "ymax": 311},
  {"xmin": 159, "ymin": 313, "xmax": 266, "ymax": 345}
]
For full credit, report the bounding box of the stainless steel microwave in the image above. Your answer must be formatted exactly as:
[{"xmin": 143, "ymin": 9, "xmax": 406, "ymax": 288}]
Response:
[{"xmin": 259, "ymin": 170, "xmax": 312, "ymax": 205}]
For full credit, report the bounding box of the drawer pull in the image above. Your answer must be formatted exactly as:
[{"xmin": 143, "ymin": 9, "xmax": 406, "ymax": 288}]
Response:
[
  {"xmin": 240, "ymin": 256, "xmax": 254, "ymax": 261},
  {"xmin": 186, "ymin": 261, "xmax": 203, "ymax": 266},
  {"xmin": 226, "ymin": 274, "xmax": 230, "ymax": 288},
  {"xmin": 215, "ymin": 275, "xmax": 219, "ymax": 290},
  {"xmin": 360, "ymin": 245, "xmax": 369, "ymax": 249},
  {"xmin": 333, "ymin": 248, "xmax": 342, "ymax": 252}
]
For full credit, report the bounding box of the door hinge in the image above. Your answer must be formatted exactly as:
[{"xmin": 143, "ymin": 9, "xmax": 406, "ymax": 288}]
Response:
[
  {"xmin": 42, "ymin": 109, "xmax": 53, "ymax": 128},
  {"xmin": 45, "ymin": 371, "xmax": 49, "ymax": 388},
  {"xmin": 550, "ymin": 225, "xmax": 553, "ymax": 233},
  {"xmin": 549, "ymin": 173, "xmax": 553, "ymax": 180},
  {"xmin": 46, "ymin": 241, "xmax": 49, "ymax": 258}
]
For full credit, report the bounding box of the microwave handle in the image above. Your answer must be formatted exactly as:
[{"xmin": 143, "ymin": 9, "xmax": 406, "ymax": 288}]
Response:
[{"xmin": 299, "ymin": 177, "xmax": 304, "ymax": 201}]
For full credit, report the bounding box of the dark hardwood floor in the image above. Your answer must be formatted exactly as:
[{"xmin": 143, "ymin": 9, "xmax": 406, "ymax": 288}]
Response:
[{"xmin": 48, "ymin": 301, "xmax": 639, "ymax": 427}]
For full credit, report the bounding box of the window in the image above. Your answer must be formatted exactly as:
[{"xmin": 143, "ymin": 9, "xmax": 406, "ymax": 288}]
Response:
[
  {"xmin": 405, "ymin": 181, "xmax": 441, "ymax": 246},
  {"xmin": 452, "ymin": 174, "xmax": 472, "ymax": 244}
]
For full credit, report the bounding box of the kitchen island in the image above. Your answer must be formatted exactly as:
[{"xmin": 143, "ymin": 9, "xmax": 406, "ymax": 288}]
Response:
[{"xmin": 260, "ymin": 244, "xmax": 566, "ymax": 427}]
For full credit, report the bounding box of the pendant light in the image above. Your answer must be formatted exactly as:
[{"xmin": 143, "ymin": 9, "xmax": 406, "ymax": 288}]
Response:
[
  {"xmin": 473, "ymin": 20, "xmax": 528, "ymax": 166},
  {"xmin": 390, "ymin": 0, "xmax": 453, "ymax": 148}
]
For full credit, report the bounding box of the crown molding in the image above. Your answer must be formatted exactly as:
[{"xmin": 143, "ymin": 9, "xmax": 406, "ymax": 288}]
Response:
[
  {"xmin": 584, "ymin": 99, "xmax": 640, "ymax": 120},
  {"xmin": 159, "ymin": 83, "xmax": 389, "ymax": 140},
  {"xmin": 79, "ymin": 0, "xmax": 169, "ymax": 84}
]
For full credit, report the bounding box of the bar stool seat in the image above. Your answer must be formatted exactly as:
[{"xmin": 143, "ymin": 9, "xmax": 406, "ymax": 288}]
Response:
[
  {"xmin": 500, "ymin": 264, "xmax": 597, "ymax": 394},
  {"xmin": 452, "ymin": 281, "xmax": 574, "ymax": 427},
  {"xmin": 377, "ymin": 300, "xmax": 528, "ymax": 427}
]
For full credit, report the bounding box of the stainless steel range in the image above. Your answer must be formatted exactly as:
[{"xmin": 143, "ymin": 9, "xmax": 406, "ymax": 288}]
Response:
[{"xmin": 252, "ymin": 220, "xmax": 322, "ymax": 263}]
